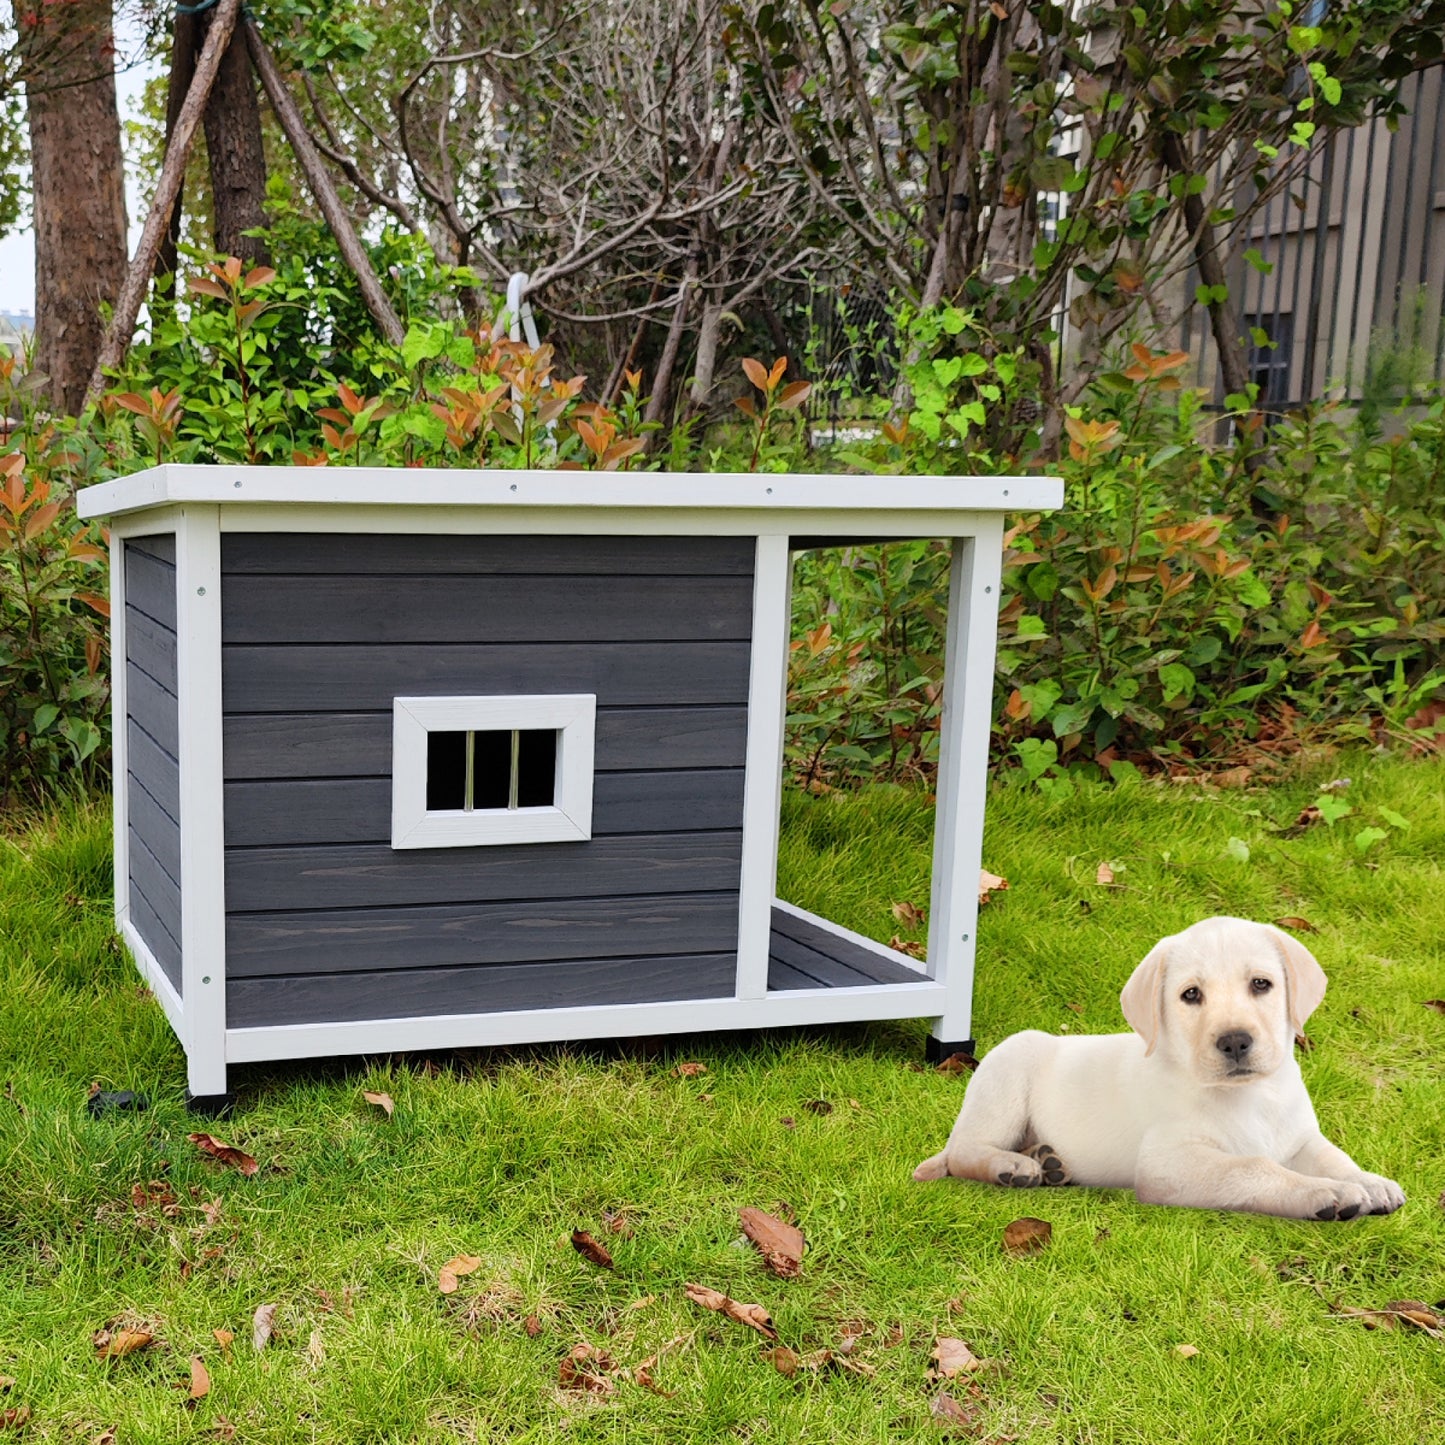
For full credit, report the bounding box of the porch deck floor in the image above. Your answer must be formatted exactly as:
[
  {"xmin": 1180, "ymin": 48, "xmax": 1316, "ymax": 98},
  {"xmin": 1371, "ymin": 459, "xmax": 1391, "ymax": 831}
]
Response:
[{"xmin": 767, "ymin": 905, "xmax": 931, "ymax": 991}]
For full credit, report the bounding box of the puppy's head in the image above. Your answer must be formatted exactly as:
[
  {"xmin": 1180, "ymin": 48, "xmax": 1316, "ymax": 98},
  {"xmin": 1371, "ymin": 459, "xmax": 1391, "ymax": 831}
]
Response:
[{"xmin": 1119, "ymin": 917, "xmax": 1326, "ymax": 1083}]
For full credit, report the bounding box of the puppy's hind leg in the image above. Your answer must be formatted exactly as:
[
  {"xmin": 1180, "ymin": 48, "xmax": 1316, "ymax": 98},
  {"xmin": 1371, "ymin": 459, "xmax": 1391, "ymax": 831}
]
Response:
[{"xmin": 914, "ymin": 1031, "xmax": 1052, "ymax": 1187}]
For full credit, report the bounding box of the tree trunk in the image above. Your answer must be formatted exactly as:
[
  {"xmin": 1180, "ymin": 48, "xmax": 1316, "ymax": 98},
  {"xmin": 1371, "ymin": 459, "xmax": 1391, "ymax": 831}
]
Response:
[
  {"xmin": 22, "ymin": 0, "xmax": 128, "ymax": 415},
  {"xmin": 687, "ymin": 300, "xmax": 724, "ymax": 416},
  {"xmin": 643, "ymin": 256, "xmax": 698, "ymax": 432},
  {"xmin": 155, "ymin": 11, "xmax": 200, "ymax": 295},
  {"xmin": 203, "ymin": 22, "xmax": 270, "ymax": 264}
]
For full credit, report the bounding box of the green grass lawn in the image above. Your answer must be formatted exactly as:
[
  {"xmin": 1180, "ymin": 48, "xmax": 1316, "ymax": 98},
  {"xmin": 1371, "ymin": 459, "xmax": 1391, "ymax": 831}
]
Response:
[{"xmin": 1, "ymin": 755, "xmax": 1442, "ymax": 1443}]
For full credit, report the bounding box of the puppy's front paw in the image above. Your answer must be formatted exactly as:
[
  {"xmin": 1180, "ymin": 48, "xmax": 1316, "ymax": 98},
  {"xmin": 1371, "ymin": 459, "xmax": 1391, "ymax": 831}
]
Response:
[
  {"xmin": 1306, "ymin": 1179, "xmax": 1373, "ymax": 1222},
  {"xmin": 993, "ymin": 1150, "xmax": 1044, "ymax": 1188},
  {"xmin": 1356, "ymin": 1172, "xmax": 1406, "ymax": 1216},
  {"xmin": 1024, "ymin": 1143, "xmax": 1070, "ymax": 1187}
]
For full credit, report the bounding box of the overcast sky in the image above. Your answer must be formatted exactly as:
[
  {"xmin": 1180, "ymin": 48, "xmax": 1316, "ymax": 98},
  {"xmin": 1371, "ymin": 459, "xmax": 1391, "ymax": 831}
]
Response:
[{"xmin": 0, "ymin": 27, "xmax": 159, "ymax": 316}]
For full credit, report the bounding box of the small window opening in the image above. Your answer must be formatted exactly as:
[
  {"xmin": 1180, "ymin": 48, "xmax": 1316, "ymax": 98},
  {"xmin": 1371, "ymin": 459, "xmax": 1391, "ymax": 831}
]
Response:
[{"xmin": 425, "ymin": 728, "xmax": 558, "ymax": 812}]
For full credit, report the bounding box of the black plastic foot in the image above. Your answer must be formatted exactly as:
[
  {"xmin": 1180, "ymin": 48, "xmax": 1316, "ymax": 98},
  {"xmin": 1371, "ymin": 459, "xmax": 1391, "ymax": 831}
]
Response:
[
  {"xmin": 925, "ymin": 1036, "xmax": 977, "ymax": 1066},
  {"xmin": 185, "ymin": 1091, "xmax": 237, "ymax": 1119}
]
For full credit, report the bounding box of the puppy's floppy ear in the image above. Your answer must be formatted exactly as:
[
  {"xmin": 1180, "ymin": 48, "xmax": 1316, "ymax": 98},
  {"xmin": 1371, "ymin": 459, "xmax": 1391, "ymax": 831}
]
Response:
[
  {"xmin": 1267, "ymin": 924, "xmax": 1327, "ymax": 1032},
  {"xmin": 1120, "ymin": 940, "xmax": 1169, "ymax": 1057}
]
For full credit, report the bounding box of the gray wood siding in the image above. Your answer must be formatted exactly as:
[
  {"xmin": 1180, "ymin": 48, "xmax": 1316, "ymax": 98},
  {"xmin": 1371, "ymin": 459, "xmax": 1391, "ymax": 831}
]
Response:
[
  {"xmin": 767, "ymin": 907, "xmax": 929, "ymax": 989},
  {"xmin": 123, "ymin": 536, "xmax": 181, "ymax": 993},
  {"xmin": 228, "ymin": 952, "xmax": 738, "ymax": 1028},
  {"xmin": 220, "ymin": 533, "xmax": 754, "ymax": 1020}
]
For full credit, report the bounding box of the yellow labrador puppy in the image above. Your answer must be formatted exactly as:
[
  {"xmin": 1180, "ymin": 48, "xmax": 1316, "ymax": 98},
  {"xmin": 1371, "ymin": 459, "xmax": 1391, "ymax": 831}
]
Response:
[{"xmin": 914, "ymin": 917, "xmax": 1405, "ymax": 1219}]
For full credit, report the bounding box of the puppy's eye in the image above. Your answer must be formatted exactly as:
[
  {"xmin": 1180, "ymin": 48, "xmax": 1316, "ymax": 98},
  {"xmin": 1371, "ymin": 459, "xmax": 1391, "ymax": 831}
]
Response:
[
  {"xmin": 1180, "ymin": 986, "xmax": 1203, "ymax": 1005},
  {"xmin": 1251, "ymin": 977, "xmax": 1273, "ymax": 994}
]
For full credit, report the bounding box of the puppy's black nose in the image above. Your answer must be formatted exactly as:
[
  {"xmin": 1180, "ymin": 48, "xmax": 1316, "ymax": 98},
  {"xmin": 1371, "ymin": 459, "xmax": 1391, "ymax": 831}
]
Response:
[{"xmin": 1215, "ymin": 1030, "xmax": 1253, "ymax": 1062}]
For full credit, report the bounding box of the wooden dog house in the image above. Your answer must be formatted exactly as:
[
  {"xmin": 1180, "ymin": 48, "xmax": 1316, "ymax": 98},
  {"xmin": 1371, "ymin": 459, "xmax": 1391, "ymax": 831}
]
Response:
[{"xmin": 79, "ymin": 466, "xmax": 1062, "ymax": 1107}]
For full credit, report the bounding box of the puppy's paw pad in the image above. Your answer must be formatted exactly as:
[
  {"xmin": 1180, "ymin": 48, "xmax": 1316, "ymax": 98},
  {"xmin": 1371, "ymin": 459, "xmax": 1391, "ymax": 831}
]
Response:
[
  {"xmin": 1336, "ymin": 1202, "xmax": 1361, "ymax": 1221},
  {"xmin": 1024, "ymin": 1143, "xmax": 1070, "ymax": 1186},
  {"xmin": 1314, "ymin": 1204, "xmax": 1338, "ymax": 1221}
]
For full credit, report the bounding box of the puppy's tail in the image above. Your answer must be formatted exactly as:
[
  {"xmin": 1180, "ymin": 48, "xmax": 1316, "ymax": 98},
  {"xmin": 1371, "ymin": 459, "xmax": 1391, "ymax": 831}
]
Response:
[{"xmin": 912, "ymin": 1150, "xmax": 950, "ymax": 1181}]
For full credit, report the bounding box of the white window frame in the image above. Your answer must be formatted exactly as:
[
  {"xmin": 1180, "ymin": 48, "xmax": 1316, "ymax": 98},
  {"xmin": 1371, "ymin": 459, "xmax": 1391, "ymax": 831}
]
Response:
[{"xmin": 391, "ymin": 694, "xmax": 596, "ymax": 849}]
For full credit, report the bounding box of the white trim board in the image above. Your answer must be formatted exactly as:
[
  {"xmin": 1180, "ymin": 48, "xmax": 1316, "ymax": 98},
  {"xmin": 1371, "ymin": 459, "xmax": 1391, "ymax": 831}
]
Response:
[
  {"xmin": 121, "ymin": 920, "xmax": 185, "ymax": 1039},
  {"xmin": 225, "ymin": 980, "xmax": 947, "ymax": 1064},
  {"xmin": 79, "ymin": 464, "xmax": 1062, "ymax": 520},
  {"xmin": 772, "ymin": 898, "xmax": 929, "ymax": 978}
]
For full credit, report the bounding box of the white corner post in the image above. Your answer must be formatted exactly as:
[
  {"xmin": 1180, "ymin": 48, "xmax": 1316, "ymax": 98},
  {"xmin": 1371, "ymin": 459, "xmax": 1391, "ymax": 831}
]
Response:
[
  {"xmin": 108, "ymin": 526, "xmax": 131, "ymax": 934},
  {"xmin": 926, "ymin": 520, "xmax": 1004, "ymax": 1050},
  {"xmin": 174, "ymin": 505, "xmax": 229, "ymax": 1098},
  {"xmin": 734, "ymin": 533, "xmax": 793, "ymax": 1000}
]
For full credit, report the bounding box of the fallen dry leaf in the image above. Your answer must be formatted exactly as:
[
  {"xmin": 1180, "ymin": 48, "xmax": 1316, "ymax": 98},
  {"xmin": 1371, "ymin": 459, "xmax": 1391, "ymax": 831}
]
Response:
[
  {"xmin": 187, "ymin": 1133, "xmax": 259, "ymax": 1177},
  {"xmin": 252, "ymin": 1303, "xmax": 277, "ymax": 1351},
  {"xmin": 931, "ymin": 1391, "xmax": 984, "ymax": 1432},
  {"xmin": 1002, "ymin": 1218, "xmax": 1052, "ymax": 1256},
  {"xmin": 930, "ymin": 1337, "xmax": 986, "ymax": 1378},
  {"xmin": 1275, "ymin": 915, "xmax": 1317, "ymax": 932},
  {"xmin": 94, "ymin": 1327, "xmax": 153, "ymax": 1360},
  {"xmin": 1293, "ymin": 804, "xmax": 1323, "ymax": 829},
  {"xmin": 979, "ymin": 869, "xmax": 1009, "ymax": 906},
  {"xmin": 1065, "ymin": 1002, "xmax": 1084, "ymax": 1015},
  {"xmin": 1294, "ymin": 1032, "xmax": 1315, "ymax": 1053},
  {"xmin": 189, "ymin": 1357, "xmax": 210, "ymax": 1400},
  {"xmin": 438, "ymin": 1255, "xmax": 483, "ymax": 1294},
  {"xmin": 1175, "ymin": 1344, "xmax": 1200, "ymax": 1358},
  {"xmin": 684, "ymin": 1284, "xmax": 777, "ymax": 1339},
  {"xmin": 1383, "ymin": 1301, "xmax": 1444, "ymax": 1335},
  {"xmin": 362, "ymin": 1090, "xmax": 394, "ymax": 1117},
  {"xmin": 739, "ymin": 1207, "xmax": 805, "ymax": 1279},
  {"xmin": 558, "ymin": 1343, "xmax": 616, "ymax": 1395},
  {"xmin": 601, "ymin": 1209, "xmax": 634, "ymax": 1237},
  {"xmin": 803, "ymin": 1099, "xmax": 833, "ymax": 1115},
  {"xmin": 763, "ymin": 1344, "xmax": 799, "ymax": 1377},
  {"xmin": 212, "ymin": 1328, "xmax": 233, "ymax": 1351},
  {"xmin": 936, "ymin": 1052, "xmax": 979, "ymax": 1074},
  {"xmin": 1095, "ymin": 862, "xmax": 1116, "ymax": 887},
  {"xmin": 891, "ymin": 900, "xmax": 927, "ymax": 930},
  {"xmin": 571, "ymin": 1230, "xmax": 615, "ymax": 1269},
  {"xmin": 524, "ymin": 1314, "xmax": 543, "ymax": 1338},
  {"xmin": 674, "ymin": 1061, "xmax": 707, "ymax": 1077},
  {"xmin": 889, "ymin": 935, "xmax": 927, "ymax": 958},
  {"xmin": 1423, "ymin": 1000, "xmax": 1445, "ymax": 1015},
  {"xmin": 0, "ymin": 1408, "xmax": 31, "ymax": 1430}
]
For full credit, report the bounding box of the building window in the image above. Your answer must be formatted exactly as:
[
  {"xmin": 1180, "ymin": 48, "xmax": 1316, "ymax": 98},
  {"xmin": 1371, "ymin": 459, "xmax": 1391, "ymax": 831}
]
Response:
[{"xmin": 392, "ymin": 695, "xmax": 595, "ymax": 849}]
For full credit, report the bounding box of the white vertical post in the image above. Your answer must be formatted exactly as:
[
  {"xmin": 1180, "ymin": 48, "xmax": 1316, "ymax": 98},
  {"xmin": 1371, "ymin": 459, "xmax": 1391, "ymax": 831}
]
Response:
[
  {"xmin": 109, "ymin": 530, "xmax": 131, "ymax": 932},
  {"xmin": 926, "ymin": 520, "xmax": 1004, "ymax": 1047},
  {"xmin": 174, "ymin": 505, "xmax": 229, "ymax": 1098},
  {"xmin": 734, "ymin": 533, "xmax": 793, "ymax": 1000}
]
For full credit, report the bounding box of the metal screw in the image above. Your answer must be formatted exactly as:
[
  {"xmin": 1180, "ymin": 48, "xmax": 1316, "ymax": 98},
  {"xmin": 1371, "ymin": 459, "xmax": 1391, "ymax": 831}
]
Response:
[
  {"xmin": 984, "ymin": 585, "xmax": 992, "ymax": 593},
  {"xmin": 510, "ymin": 483, "xmax": 518, "ymax": 492},
  {"xmin": 962, "ymin": 934, "xmax": 970, "ymax": 942},
  {"xmin": 202, "ymin": 975, "xmax": 211, "ymax": 984},
  {"xmin": 766, "ymin": 487, "xmax": 773, "ymax": 494},
  {"xmin": 234, "ymin": 480, "xmax": 242, "ymax": 488},
  {"xmin": 197, "ymin": 586, "xmax": 206, "ymax": 596}
]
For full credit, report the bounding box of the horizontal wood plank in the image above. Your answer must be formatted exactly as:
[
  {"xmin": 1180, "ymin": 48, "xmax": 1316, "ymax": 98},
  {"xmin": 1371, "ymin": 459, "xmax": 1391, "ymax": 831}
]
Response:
[
  {"xmin": 771, "ymin": 906, "xmax": 925, "ymax": 986},
  {"xmin": 129, "ymin": 828, "xmax": 181, "ymax": 945},
  {"xmin": 222, "ymin": 768, "xmax": 745, "ymax": 847},
  {"xmin": 125, "ymin": 606, "xmax": 178, "ymax": 691},
  {"xmin": 221, "ymin": 706, "xmax": 749, "ymax": 780},
  {"xmin": 224, "ymin": 832, "xmax": 742, "ymax": 912},
  {"xmin": 124, "ymin": 543, "xmax": 178, "ymax": 628},
  {"xmin": 221, "ymin": 533, "xmax": 755, "ymax": 576},
  {"xmin": 128, "ymin": 772, "xmax": 181, "ymax": 884},
  {"xmin": 226, "ymin": 892, "xmax": 740, "ymax": 977},
  {"xmin": 227, "ymin": 951, "xmax": 738, "ymax": 1027},
  {"xmin": 222, "ymin": 642, "xmax": 752, "ymax": 712},
  {"xmin": 766, "ymin": 957, "xmax": 822, "ymax": 991},
  {"xmin": 127, "ymin": 719, "xmax": 179, "ymax": 821},
  {"xmin": 126, "ymin": 666, "xmax": 180, "ymax": 756},
  {"xmin": 767, "ymin": 930, "xmax": 879, "ymax": 989},
  {"xmin": 221, "ymin": 574, "xmax": 753, "ymax": 644},
  {"xmin": 129, "ymin": 876, "xmax": 182, "ymax": 992},
  {"xmin": 127, "ymin": 533, "xmax": 176, "ymax": 566}
]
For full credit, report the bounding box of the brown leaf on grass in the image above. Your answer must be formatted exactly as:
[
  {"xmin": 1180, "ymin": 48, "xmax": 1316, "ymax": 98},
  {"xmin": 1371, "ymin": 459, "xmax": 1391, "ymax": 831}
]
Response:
[
  {"xmin": 1294, "ymin": 1032, "xmax": 1315, "ymax": 1053},
  {"xmin": 803, "ymin": 1099, "xmax": 833, "ymax": 1115},
  {"xmin": 780, "ymin": 1116, "xmax": 796, "ymax": 1129},
  {"xmin": 978, "ymin": 870, "xmax": 1009, "ymax": 906},
  {"xmin": 891, "ymin": 900, "xmax": 927, "ymax": 930},
  {"xmin": 1175, "ymin": 1344, "xmax": 1200, "ymax": 1358},
  {"xmin": 93, "ymin": 1327, "xmax": 154, "ymax": 1360},
  {"xmin": 571, "ymin": 1230, "xmax": 615, "ymax": 1269},
  {"xmin": 1213, "ymin": 766, "xmax": 1253, "ymax": 789},
  {"xmin": 739, "ymin": 1207, "xmax": 805, "ymax": 1279},
  {"xmin": 212, "ymin": 1329, "xmax": 233, "ymax": 1351},
  {"xmin": 763, "ymin": 1345, "xmax": 799, "ymax": 1377},
  {"xmin": 601, "ymin": 1209, "xmax": 634, "ymax": 1237},
  {"xmin": 252, "ymin": 1303, "xmax": 277, "ymax": 1351},
  {"xmin": 1293, "ymin": 804, "xmax": 1323, "ymax": 830},
  {"xmin": 438, "ymin": 1255, "xmax": 483, "ymax": 1294},
  {"xmin": 0, "ymin": 1408, "xmax": 31, "ymax": 1430},
  {"xmin": 1423, "ymin": 1000, "xmax": 1445, "ymax": 1015},
  {"xmin": 524, "ymin": 1315, "xmax": 543, "ymax": 1338},
  {"xmin": 1095, "ymin": 861, "xmax": 1116, "ymax": 887},
  {"xmin": 187, "ymin": 1133, "xmax": 259, "ymax": 1177},
  {"xmin": 931, "ymin": 1391, "xmax": 984, "ymax": 1432},
  {"xmin": 1002, "ymin": 1217, "xmax": 1052, "ymax": 1256},
  {"xmin": 684, "ymin": 1284, "xmax": 777, "ymax": 1339},
  {"xmin": 362, "ymin": 1090, "xmax": 394, "ymax": 1117},
  {"xmin": 936, "ymin": 1052, "xmax": 979, "ymax": 1074},
  {"xmin": 558, "ymin": 1343, "xmax": 617, "ymax": 1394},
  {"xmin": 1383, "ymin": 1301, "xmax": 1444, "ymax": 1335},
  {"xmin": 889, "ymin": 935, "xmax": 927, "ymax": 959},
  {"xmin": 930, "ymin": 1337, "xmax": 986, "ymax": 1379},
  {"xmin": 1065, "ymin": 1002, "xmax": 1084, "ymax": 1015},
  {"xmin": 674, "ymin": 1061, "xmax": 707, "ymax": 1077},
  {"xmin": 189, "ymin": 1357, "xmax": 210, "ymax": 1399},
  {"xmin": 1404, "ymin": 698, "xmax": 1445, "ymax": 734},
  {"xmin": 1275, "ymin": 915, "xmax": 1317, "ymax": 932}
]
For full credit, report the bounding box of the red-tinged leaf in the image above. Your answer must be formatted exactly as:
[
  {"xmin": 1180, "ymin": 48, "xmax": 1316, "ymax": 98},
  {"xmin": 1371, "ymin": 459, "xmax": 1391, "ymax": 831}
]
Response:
[
  {"xmin": 188, "ymin": 1133, "xmax": 259, "ymax": 1176},
  {"xmin": 979, "ymin": 869, "xmax": 1009, "ymax": 905},
  {"xmin": 1002, "ymin": 1217, "xmax": 1052, "ymax": 1255},
  {"xmin": 337, "ymin": 384, "xmax": 362, "ymax": 416},
  {"xmin": 738, "ymin": 1207, "xmax": 805, "ymax": 1278},
  {"xmin": 573, "ymin": 417, "xmax": 601, "ymax": 454},
  {"xmin": 571, "ymin": 1230, "xmax": 614, "ymax": 1269},
  {"xmin": 242, "ymin": 266, "xmax": 277, "ymax": 290},
  {"xmin": 233, "ymin": 300, "xmax": 265, "ymax": 326},
  {"xmin": 221, "ymin": 257, "xmax": 243, "ymax": 282},
  {"xmin": 558, "ymin": 1343, "xmax": 616, "ymax": 1394},
  {"xmin": 684, "ymin": 1283, "xmax": 777, "ymax": 1338},
  {"xmin": 362, "ymin": 1090, "xmax": 394, "ymax": 1117},
  {"xmin": 741, "ymin": 357, "xmax": 770, "ymax": 392},
  {"xmin": 1300, "ymin": 619, "xmax": 1327, "ymax": 649},
  {"xmin": 776, "ymin": 379, "xmax": 812, "ymax": 411},
  {"xmin": 111, "ymin": 392, "xmax": 153, "ymax": 417},
  {"xmin": 86, "ymin": 633, "xmax": 104, "ymax": 676},
  {"xmin": 76, "ymin": 592, "xmax": 110, "ymax": 620},
  {"xmin": 189, "ymin": 1356, "xmax": 210, "ymax": 1399},
  {"xmin": 1275, "ymin": 915, "xmax": 1316, "ymax": 932},
  {"xmin": 734, "ymin": 395, "xmax": 758, "ymax": 418},
  {"xmin": 94, "ymin": 1327, "xmax": 153, "ymax": 1359},
  {"xmin": 438, "ymin": 1254, "xmax": 483, "ymax": 1293},
  {"xmin": 601, "ymin": 437, "xmax": 645, "ymax": 468},
  {"xmin": 0, "ymin": 1406, "xmax": 31, "ymax": 1429},
  {"xmin": 930, "ymin": 1337, "xmax": 986, "ymax": 1378},
  {"xmin": 23, "ymin": 501, "xmax": 61, "ymax": 539},
  {"xmin": 1131, "ymin": 342, "xmax": 1152, "ymax": 366},
  {"xmin": 252, "ymin": 1303, "xmax": 276, "ymax": 1351},
  {"xmin": 189, "ymin": 277, "xmax": 229, "ymax": 300},
  {"xmin": 767, "ymin": 356, "xmax": 788, "ymax": 388}
]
